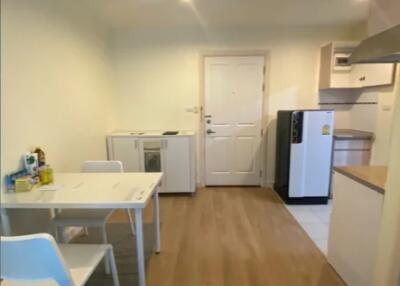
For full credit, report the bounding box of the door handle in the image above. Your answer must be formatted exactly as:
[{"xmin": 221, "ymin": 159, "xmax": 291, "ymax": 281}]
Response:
[{"xmin": 206, "ymin": 129, "xmax": 216, "ymax": 135}]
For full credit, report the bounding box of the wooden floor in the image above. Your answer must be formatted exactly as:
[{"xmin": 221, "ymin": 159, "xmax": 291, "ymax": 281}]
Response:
[{"xmin": 110, "ymin": 187, "xmax": 344, "ymax": 286}]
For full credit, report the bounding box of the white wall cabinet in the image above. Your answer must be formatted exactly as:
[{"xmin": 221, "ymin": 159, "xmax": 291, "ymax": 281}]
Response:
[
  {"xmin": 319, "ymin": 43, "xmax": 395, "ymax": 90},
  {"xmin": 107, "ymin": 133, "xmax": 196, "ymax": 193},
  {"xmin": 350, "ymin": 63, "xmax": 394, "ymax": 88}
]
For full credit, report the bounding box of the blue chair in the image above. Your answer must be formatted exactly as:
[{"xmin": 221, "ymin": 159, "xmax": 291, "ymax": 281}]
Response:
[{"xmin": 0, "ymin": 233, "xmax": 119, "ymax": 286}]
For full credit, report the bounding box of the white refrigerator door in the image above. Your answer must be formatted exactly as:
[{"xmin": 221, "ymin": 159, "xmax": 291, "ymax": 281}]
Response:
[{"xmin": 289, "ymin": 111, "xmax": 334, "ymax": 198}]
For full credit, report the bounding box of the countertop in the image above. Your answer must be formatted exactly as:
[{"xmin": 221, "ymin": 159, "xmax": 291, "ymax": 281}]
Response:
[
  {"xmin": 108, "ymin": 130, "xmax": 195, "ymax": 137},
  {"xmin": 334, "ymin": 166, "xmax": 387, "ymax": 194},
  {"xmin": 334, "ymin": 129, "xmax": 374, "ymax": 140}
]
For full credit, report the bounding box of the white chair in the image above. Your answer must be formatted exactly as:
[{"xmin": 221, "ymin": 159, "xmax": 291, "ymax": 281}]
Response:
[
  {"xmin": 51, "ymin": 160, "xmax": 135, "ymax": 273},
  {"xmin": 0, "ymin": 233, "xmax": 120, "ymax": 286}
]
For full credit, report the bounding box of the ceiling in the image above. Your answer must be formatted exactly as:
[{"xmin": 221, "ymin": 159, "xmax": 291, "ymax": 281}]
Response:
[{"xmin": 81, "ymin": 0, "xmax": 370, "ymax": 29}]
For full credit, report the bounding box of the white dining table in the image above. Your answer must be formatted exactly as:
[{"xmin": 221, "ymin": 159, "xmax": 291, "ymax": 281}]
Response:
[{"xmin": 0, "ymin": 172, "xmax": 163, "ymax": 286}]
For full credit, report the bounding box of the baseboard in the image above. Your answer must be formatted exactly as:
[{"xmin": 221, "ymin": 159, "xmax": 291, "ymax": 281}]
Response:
[
  {"xmin": 196, "ymin": 182, "xmax": 205, "ymax": 188},
  {"xmin": 263, "ymin": 180, "xmax": 274, "ymax": 188}
]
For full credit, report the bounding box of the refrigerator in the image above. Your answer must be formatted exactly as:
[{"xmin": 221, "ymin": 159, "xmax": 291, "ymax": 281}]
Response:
[{"xmin": 274, "ymin": 110, "xmax": 334, "ymax": 204}]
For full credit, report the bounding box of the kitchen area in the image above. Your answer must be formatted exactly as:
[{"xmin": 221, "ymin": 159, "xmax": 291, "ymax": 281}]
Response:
[{"xmin": 284, "ymin": 13, "xmax": 399, "ymax": 285}]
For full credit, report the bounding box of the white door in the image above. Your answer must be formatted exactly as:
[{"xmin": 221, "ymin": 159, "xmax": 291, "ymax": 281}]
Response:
[{"xmin": 204, "ymin": 56, "xmax": 264, "ymax": 185}]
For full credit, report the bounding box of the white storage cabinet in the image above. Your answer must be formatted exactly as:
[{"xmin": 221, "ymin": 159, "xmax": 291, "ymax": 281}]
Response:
[
  {"xmin": 328, "ymin": 171, "xmax": 383, "ymax": 286},
  {"xmin": 107, "ymin": 136, "xmax": 141, "ymax": 172},
  {"xmin": 107, "ymin": 134, "xmax": 196, "ymax": 193}
]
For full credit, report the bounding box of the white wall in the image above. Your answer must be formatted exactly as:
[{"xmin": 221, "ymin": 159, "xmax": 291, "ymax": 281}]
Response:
[
  {"xmin": 111, "ymin": 26, "xmax": 364, "ymax": 185},
  {"xmin": 372, "ymin": 68, "xmax": 400, "ymax": 286},
  {"xmin": 1, "ymin": 0, "xmax": 114, "ymax": 233},
  {"xmin": 319, "ymin": 90, "xmax": 378, "ymax": 132},
  {"xmin": 368, "ymin": 0, "xmax": 400, "ymax": 283},
  {"xmin": 369, "ymin": 68, "xmax": 399, "ymax": 165}
]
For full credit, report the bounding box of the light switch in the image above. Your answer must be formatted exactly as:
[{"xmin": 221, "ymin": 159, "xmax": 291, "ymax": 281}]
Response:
[{"xmin": 185, "ymin": 107, "xmax": 199, "ymax": 114}]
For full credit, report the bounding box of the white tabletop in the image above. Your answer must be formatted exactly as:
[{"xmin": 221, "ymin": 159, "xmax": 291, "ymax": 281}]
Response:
[{"xmin": 1, "ymin": 172, "xmax": 163, "ymax": 209}]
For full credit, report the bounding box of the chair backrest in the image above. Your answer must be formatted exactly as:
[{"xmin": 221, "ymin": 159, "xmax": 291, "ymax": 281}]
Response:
[
  {"xmin": 82, "ymin": 160, "xmax": 123, "ymax": 173},
  {"xmin": 0, "ymin": 234, "xmax": 73, "ymax": 286}
]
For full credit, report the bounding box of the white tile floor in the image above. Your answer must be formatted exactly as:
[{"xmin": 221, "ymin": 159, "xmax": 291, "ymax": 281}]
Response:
[{"xmin": 285, "ymin": 200, "xmax": 332, "ymax": 255}]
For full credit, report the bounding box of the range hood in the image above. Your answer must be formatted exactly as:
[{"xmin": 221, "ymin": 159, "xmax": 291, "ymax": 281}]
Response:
[{"xmin": 349, "ymin": 24, "xmax": 400, "ymax": 64}]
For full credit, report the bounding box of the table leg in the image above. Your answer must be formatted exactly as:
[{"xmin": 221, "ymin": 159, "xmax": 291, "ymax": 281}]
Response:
[
  {"xmin": 153, "ymin": 186, "xmax": 161, "ymax": 254},
  {"xmin": 0, "ymin": 208, "xmax": 11, "ymax": 236},
  {"xmin": 134, "ymin": 208, "xmax": 146, "ymax": 286}
]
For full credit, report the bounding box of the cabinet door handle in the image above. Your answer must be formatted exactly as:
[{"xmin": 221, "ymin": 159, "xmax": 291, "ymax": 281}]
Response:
[
  {"xmin": 206, "ymin": 129, "xmax": 216, "ymax": 135},
  {"xmin": 134, "ymin": 140, "xmax": 138, "ymax": 149},
  {"xmin": 164, "ymin": 140, "xmax": 168, "ymax": 149}
]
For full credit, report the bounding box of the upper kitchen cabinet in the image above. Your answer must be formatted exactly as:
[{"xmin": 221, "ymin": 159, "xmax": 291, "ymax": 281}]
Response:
[
  {"xmin": 319, "ymin": 42, "xmax": 395, "ymax": 90},
  {"xmin": 320, "ymin": 42, "xmax": 356, "ymax": 89},
  {"xmin": 350, "ymin": 63, "xmax": 394, "ymax": 88}
]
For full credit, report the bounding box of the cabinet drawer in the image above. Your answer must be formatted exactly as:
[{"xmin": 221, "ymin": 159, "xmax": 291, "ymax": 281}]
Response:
[
  {"xmin": 333, "ymin": 150, "xmax": 371, "ymax": 166},
  {"xmin": 334, "ymin": 139, "xmax": 372, "ymax": 150}
]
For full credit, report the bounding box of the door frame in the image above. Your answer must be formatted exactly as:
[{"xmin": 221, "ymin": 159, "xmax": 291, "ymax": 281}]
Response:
[{"xmin": 198, "ymin": 50, "xmax": 271, "ymax": 187}]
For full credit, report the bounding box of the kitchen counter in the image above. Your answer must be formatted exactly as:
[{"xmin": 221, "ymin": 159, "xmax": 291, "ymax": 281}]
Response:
[
  {"xmin": 334, "ymin": 129, "xmax": 374, "ymax": 140},
  {"xmin": 109, "ymin": 130, "xmax": 195, "ymax": 137},
  {"xmin": 334, "ymin": 165, "xmax": 387, "ymax": 194},
  {"xmin": 329, "ymin": 166, "xmax": 386, "ymax": 285}
]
